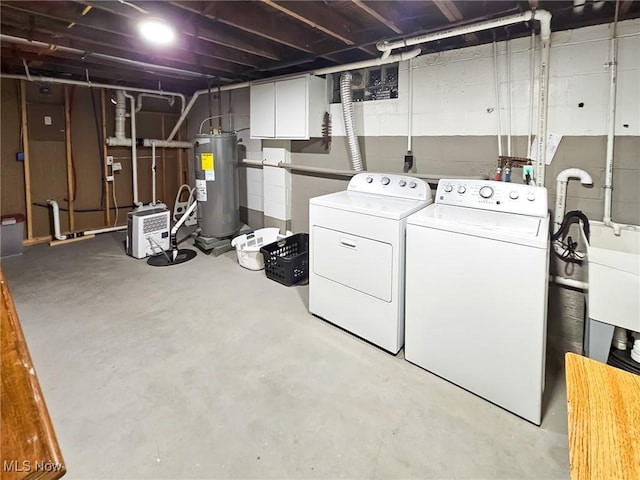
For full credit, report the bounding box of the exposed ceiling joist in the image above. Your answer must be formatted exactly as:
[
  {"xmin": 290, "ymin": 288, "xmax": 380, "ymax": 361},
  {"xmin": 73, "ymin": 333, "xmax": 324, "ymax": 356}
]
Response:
[
  {"xmin": 259, "ymin": 0, "xmax": 378, "ymax": 56},
  {"xmin": 621, "ymin": 0, "xmax": 634, "ymax": 15},
  {"xmin": 433, "ymin": 1, "xmax": 464, "ymax": 22},
  {"xmin": 351, "ymin": 0, "xmax": 403, "ymax": 34},
  {"xmin": 79, "ymin": 0, "xmax": 284, "ymax": 61}
]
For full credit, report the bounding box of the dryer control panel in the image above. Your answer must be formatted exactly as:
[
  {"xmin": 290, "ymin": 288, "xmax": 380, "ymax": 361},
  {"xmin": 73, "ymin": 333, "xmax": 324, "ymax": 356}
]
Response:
[
  {"xmin": 435, "ymin": 179, "xmax": 548, "ymax": 217},
  {"xmin": 348, "ymin": 173, "xmax": 432, "ymax": 201}
]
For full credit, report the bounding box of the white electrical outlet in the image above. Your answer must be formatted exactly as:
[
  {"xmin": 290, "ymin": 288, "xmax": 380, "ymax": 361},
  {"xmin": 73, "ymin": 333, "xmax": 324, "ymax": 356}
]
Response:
[
  {"xmin": 106, "ymin": 175, "xmax": 114, "ymax": 182},
  {"xmin": 106, "ymin": 155, "xmax": 114, "ymax": 166},
  {"xmin": 112, "ymin": 162, "xmax": 122, "ymax": 171}
]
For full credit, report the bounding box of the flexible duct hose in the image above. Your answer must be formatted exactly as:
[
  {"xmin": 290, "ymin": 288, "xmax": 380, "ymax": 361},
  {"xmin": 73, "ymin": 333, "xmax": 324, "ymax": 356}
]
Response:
[{"xmin": 340, "ymin": 72, "xmax": 364, "ymax": 171}]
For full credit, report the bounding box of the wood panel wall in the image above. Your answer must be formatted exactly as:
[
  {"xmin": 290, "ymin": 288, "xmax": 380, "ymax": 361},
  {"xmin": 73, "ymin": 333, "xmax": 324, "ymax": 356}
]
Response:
[{"xmin": 0, "ymin": 79, "xmax": 190, "ymax": 243}]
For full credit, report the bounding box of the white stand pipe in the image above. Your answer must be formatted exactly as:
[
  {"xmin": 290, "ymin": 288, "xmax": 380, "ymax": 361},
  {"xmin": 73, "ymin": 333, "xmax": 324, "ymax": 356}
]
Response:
[
  {"xmin": 603, "ymin": 36, "xmax": 617, "ymax": 227},
  {"xmin": 507, "ymin": 40, "xmax": 512, "ymax": 157},
  {"xmin": 554, "ymin": 168, "xmax": 593, "ymax": 232},
  {"xmin": 407, "ymin": 57, "xmax": 414, "ymax": 153},
  {"xmin": 123, "ymin": 92, "xmax": 140, "ymax": 207},
  {"xmin": 528, "ymin": 30, "xmax": 536, "ymax": 158},
  {"xmin": 47, "ymin": 199, "xmax": 66, "ymax": 240},
  {"xmin": 114, "ymin": 90, "xmax": 127, "ymax": 140},
  {"xmin": 493, "ymin": 41, "xmax": 503, "ymax": 158},
  {"xmin": 151, "ymin": 141, "xmax": 157, "ymax": 204},
  {"xmin": 535, "ymin": 11, "xmax": 553, "ymax": 186}
]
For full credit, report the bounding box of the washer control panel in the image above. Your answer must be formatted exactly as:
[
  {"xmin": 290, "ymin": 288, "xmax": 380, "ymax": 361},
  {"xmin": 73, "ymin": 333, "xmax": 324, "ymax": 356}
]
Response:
[
  {"xmin": 348, "ymin": 173, "xmax": 432, "ymax": 201},
  {"xmin": 435, "ymin": 179, "xmax": 548, "ymax": 217}
]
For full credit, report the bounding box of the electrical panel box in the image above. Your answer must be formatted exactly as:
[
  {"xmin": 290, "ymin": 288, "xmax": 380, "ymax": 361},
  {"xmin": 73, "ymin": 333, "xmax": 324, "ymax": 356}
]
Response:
[{"xmin": 126, "ymin": 208, "xmax": 170, "ymax": 259}]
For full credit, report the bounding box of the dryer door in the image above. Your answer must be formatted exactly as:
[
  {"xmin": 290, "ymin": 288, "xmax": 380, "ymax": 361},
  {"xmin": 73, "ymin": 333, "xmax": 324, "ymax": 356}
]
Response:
[{"xmin": 312, "ymin": 226, "xmax": 393, "ymax": 302}]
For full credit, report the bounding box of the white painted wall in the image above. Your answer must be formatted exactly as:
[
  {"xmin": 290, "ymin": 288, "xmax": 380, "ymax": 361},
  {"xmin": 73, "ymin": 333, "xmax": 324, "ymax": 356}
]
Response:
[
  {"xmin": 329, "ymin": 19, "xmax": 639, "ymax": 138},
  {"xmin": 187, "ymin": 87, "xmax": 264, "ymax": 212}
]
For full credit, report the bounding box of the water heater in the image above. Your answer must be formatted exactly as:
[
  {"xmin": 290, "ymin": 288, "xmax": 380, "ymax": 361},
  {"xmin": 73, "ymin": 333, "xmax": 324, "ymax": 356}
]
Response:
[{"xmin": 193, "ymin": 133, "xmax": 240, "ymax": 239}]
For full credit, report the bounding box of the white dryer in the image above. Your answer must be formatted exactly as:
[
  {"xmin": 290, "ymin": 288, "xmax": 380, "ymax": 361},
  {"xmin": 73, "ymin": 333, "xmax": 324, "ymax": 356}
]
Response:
[
  {"xmin": 405, "ymin": 179, "xmax": 549, "ymax": 425},
  {"xmin": 309, "ymin": 173, "xmax": 433, "ymax": 354}
]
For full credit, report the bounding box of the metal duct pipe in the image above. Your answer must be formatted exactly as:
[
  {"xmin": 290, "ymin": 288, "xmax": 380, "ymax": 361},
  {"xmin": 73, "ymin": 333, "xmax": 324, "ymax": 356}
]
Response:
[
  {"xmin": 340, "ymin": 72, "xmax": 364, "ymax": 171},
  {"xmin": 0, "ymin": 73, "xmax": 186, "ymax": 112}
]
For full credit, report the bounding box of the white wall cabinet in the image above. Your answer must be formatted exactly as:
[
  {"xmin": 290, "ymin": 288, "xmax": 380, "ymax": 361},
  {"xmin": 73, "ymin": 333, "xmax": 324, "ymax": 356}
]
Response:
[{"xmin": 250, "ymin": 75, "xmax": 327, "ymax": 140}]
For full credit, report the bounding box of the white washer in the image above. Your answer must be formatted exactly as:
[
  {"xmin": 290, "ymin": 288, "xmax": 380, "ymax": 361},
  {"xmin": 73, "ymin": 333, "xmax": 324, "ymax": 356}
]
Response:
[
  {"xmin": 309, "ymin": 173, "xmax": 433, "ymax": 353},
  {"xmin": 405, "ymin": 179, "xmax": 549, "ymax": 425}
]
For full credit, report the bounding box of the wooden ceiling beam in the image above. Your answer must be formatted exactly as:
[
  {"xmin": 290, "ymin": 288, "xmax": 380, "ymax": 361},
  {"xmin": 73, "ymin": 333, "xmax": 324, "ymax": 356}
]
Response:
[
  {"xmin": 433, "ymin": 1, "xmax": 464, "ymax": 23},
  {"xmin": 76, "ymin": 0, "xmax": 284, "ymax": 61},
  {"xmin": 258, "ymin": 0, "xmax": 378, "ymax": 56},
  {"xmin": 170, "ymin": 1, "xmax": 341, "ymax": 54},
  {"xmin": 0, "ymin": 24, "xmax": 234, "ymax": 78},
  {"xmin": 351, "ymin": 0, "xmax": 403, "ymax": 34}
]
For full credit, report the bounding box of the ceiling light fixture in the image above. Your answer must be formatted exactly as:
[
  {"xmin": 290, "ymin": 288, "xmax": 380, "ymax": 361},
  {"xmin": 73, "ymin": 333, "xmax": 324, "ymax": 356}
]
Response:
[{"xmin": 138, "ymin": 17, "xmax": 176, "ymax": 46}]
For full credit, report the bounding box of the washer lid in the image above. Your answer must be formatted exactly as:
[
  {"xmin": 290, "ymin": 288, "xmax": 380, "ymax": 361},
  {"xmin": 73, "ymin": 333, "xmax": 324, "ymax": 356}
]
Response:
[
  {"xmin": 408, "ymin": 204, "xmax": 549, "ymax": 247},
  {"xmin": 310, "ymin": 190, "xmax": 432, "ymax": 220}
]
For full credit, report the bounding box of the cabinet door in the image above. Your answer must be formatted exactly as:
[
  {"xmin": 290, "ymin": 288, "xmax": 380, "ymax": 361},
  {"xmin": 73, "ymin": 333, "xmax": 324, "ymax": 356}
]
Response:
[
  {"xmin": 275, "ymin": 77, "xmax": 308, "ymax": 139},
  {"xmin": 250, "ymin": 82, "xmax": 275, "ymax": 138}
]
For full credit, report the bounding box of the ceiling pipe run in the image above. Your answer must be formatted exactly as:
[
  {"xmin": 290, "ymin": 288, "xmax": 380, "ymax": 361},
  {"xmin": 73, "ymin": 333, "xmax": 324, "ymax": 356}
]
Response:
[
  {"xmin": 1, "ymin": 34, "xmax": 213, "ymax": 80},
  {"xmin": 376, "ymin": 10, "xmax": 551, "ymax": 53},
  {"xmin": 0, "ymin": 73, "xmax": 186, "ymax": 112}
]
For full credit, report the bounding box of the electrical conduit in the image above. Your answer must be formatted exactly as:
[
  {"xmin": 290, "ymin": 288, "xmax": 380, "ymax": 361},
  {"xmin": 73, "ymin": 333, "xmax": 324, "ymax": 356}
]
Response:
[{"xmin": 340, "ymin": 72, "xmax": 364, "ymax": 171}]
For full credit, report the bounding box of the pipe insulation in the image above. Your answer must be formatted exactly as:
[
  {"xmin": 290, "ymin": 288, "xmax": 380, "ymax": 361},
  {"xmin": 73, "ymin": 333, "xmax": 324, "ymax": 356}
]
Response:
[{"xmin": 340, "ymin": 72, "xmax": 364, "ymax": 171}]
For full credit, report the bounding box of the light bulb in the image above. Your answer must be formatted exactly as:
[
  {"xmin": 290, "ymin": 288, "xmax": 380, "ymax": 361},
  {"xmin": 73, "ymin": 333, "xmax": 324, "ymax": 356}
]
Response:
[{"xmin": 138, "ymin": 17, "xmax": 176, "ymax": 46}]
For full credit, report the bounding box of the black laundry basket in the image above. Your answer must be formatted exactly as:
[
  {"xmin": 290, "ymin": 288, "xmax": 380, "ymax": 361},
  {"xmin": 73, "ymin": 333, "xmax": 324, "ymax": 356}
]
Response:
[{"xmin": 260, "ymin": 233, "xmax": 309, "ymax": 286}]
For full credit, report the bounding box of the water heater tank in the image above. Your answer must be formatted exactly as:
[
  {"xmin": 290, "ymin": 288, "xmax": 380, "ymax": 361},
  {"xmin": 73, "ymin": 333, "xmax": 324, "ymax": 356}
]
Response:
[{"xmin": 193, "ymin": 133, "xmax": 240, "ymax": 238}]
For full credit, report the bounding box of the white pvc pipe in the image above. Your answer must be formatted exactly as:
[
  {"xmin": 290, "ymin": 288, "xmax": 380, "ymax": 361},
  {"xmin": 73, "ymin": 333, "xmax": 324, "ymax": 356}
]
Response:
[
  {"xmin": 507, "ymin": 40, "xmax": 512, "ymax": 157},
  {"xmin": 0, "ymin": 74, "xmax": 185, "ymax": 111},
  {"xmin": 603, "ymin": 36, "xmax": 617, "ymax": 227},
  {"xmin": 377, "ymin": 11, "xmax": 535, "ymax": 52},
  {"xmin": 166, "ymin": 48, "xmax": 421, "ymax": 142},
  {"xmin": 535, "ymin": 28, "xmax": 552, "ymax": 186},
  {"xmin": 114, "ymin": 90, "xmax": 127, "ymax": 140},
  {"xmin": 528, "ymin": 30, "xmax": 535, "ymax": 158},
  {"xmin": 1, "ymin": 34, "xmax": 209, "ymax": 81},
  {"xmin": 493, "ymin": 41, "xmax": 503, "ymax": 157},
  {"xmin": 554, "ymin": 168, "xmax": 593, "ymax": 232},
  {"xmin": 106, "ymin": 137, "xmax": 192, "ymax": 148},
  {"xmin": 123, "ymin": 92, "xmax": 139, "ymax": 207},
  {"xmin": 136, "ymin": 93, "xmax": 175, "ymax": 113},
  {"xmin": 550, "ymin": 275, "xmax": 589, "ymax": 291},
  {"xmin": 84, "ymin": 225, "xmax": 126, "ymax": 235},
  {"xmin": 47, "ymin": 199, "xmax": 125, "ymax": 241},
  {"xmin": 151, "ymin": 141, "xmax": 157, "ymax": 204},
  {"xmin": 407, "ymin": 57, "xmax": 414, "ymax": 153},
  {"xmin": 47, "ymin": 199, "xmax": 66, "ymax": 240}
]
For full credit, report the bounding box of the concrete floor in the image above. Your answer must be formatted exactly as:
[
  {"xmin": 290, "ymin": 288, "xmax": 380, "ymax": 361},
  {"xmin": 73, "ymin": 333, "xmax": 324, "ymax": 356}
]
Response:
[{"xmin": 2, "ymin": 233, "xmax": 569, "ymax": 479}]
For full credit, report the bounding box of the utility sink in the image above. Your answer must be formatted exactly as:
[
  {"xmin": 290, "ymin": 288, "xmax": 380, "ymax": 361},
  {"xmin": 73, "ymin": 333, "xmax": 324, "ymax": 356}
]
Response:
[{"xmin": 586, "ymin": 221, "xmax": 640, "ymax": 332}]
